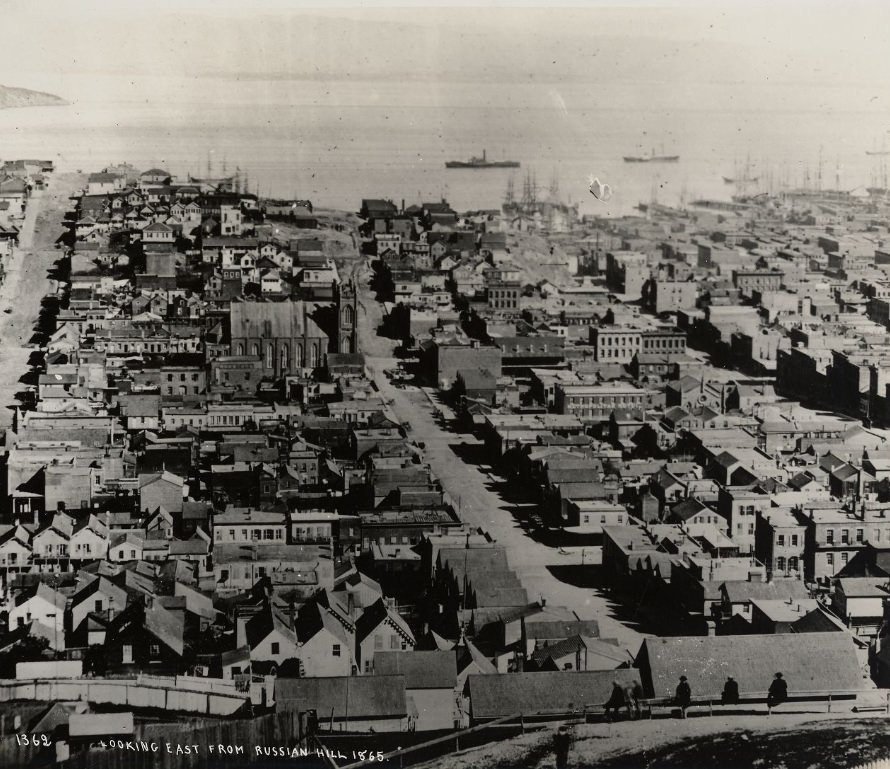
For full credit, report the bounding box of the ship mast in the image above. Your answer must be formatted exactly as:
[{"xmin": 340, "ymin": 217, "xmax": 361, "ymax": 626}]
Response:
[
  {"xmin": 549, "ymin": 168, "xmax": 560, "ymax": 200},
  {"xmin": 504, "ymin": 176, "xmax": 514, "ymax": 207}
]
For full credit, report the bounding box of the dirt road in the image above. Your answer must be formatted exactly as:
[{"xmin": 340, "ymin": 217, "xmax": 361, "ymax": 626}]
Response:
[
  {"xmin": 348, "ymin": 255, "xmax": 644, "ymax": 653},
  {"xmin": 0, "ymin": 172, "xmax": 82, "ymax": 432}
]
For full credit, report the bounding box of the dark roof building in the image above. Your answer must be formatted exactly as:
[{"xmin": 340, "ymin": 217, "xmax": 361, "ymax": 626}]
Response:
[
  {"xmin": 636, "ymin": 633, "xmax": 868, "ymax": 698},
  {"xmin": 467, "ymin": 670, "xmax": 641, "ymax": 723}
]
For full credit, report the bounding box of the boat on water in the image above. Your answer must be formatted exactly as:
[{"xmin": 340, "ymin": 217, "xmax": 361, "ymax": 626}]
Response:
[
  {"xmin": 623, "ymin": 151, "xmax": 679, "ymax": 163},
  {"xmin": 867, "ymin": 137, "xmax": 890, "ymax": 156},
  {"xmin": 723, "ymin": 175, "xmax": 759, "ymax": 184},
  {"xmin": 445, "ymin": 149, "xmax": 519, "ymax": 169}
]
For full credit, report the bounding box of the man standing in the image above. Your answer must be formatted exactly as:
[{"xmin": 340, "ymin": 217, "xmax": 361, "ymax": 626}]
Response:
[
  {"xmin": 553, "ymin": 725, "xmax": 572, "ymax": 769},
  {"xmin": 631, "ymin": 680, "xmax": 645, "ymax": 720},
  {"xmin": 767, "ymin": 672, "xmax": 788, "ymax": 712},
  {"xmin": 721, "ymin": 676, "xmax": 740, "ymax": 706},
  {"xmin": 603, "ymin": 680, "xmax": 627, "ymax": 721},
  {"xmin": 675, "ymin": 676, "xmax": 692, "ymax": 718}
]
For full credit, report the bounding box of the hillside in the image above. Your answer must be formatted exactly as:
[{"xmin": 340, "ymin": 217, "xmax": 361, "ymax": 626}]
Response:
[
  {"xmin": 0, "ymin": 84, "xmax": 66, "ymax": 109},
  {"xmin": 426, "ymin": 712, "xmax": 890, "ymax": 769}
]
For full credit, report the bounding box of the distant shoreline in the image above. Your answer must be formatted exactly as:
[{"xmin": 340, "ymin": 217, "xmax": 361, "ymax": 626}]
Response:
[{"xmin": 0, "ymin": 84, "xmax": 68, "ymax": 110}]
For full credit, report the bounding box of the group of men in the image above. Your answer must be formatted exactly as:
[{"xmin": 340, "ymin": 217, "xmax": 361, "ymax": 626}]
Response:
[
  {"xmin": 603, "ymin": 672, "xmax": 789, "ymax": 720},
  {"xmin": 554, "ymin": 673, "xmax": 791, "ymax": 767}
]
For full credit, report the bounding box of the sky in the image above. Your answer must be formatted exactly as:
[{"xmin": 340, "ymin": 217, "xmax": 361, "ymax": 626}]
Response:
[{"xmin": 3, "ymin": 2, "xmax": 890, "ymax": 90}]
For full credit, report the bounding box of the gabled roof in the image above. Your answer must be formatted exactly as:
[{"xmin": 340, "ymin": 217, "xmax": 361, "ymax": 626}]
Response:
[
  {"xmin": 138, "ymin": 470, "xmax": 184, "ymax": 488},
  {"xmin": 356, "ymin": 598, "xmax": 414, "ymax": 646},
  {"xmin": 144, "ymin": 602, "xmax": 185, "ymax": 656},
  {"xmin": 245, "ymin": 607, "xmax": 296, "ymax": 649},
  {"xmin": 18, "ymin": 582, "xmax": 67, "ymax": 612},
  {"xmin": 669, "ymin": 497, "xmax": 711, "ymax": 522},
  {"xmin": 294, "ymin": 590, "xmax": 355, "ymax": 648},
  {"xmin": 528, "ymin": 635, "xmax": 625, "ymax": 669},
  {"xmin": 71, "ymin": 574, "xmax": 128, "ymax": 611},
  {"xmin": 459, "ymin": 638, "xmax": 497, "ymax": 675}
]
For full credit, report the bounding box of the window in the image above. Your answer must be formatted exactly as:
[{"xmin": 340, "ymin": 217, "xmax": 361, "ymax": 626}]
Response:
[
  {"xmin": 95, "ymin": 599, "xmax": 103, "ymax": 612},
  {"xmin": 856, "ymin": 528, "xmax": 864, "ymax": 543},
  {"xmin": 826, "ymin": 529, "xmax": 834, "ymax": 544},
  {"xmin": 332, "ymin": 644, "xmax": 341, "ymax": 657},
  {"xmin": 122, "ymin": 644, "xmax": 133, "ymax": 663},
  {"xmin": 791, "ymin": 534, "xmax": 799, "ymax": 547},
  {"xmin": 150, "ymin": 643, "xmax": 160, "ymax": 658},
  {"xmin": 777, "ymin": 535, "xmax": 785, "ymax": 547},
  {"xmin": 841, "ymin": 529, "xmax": 849, "ymax": 544},
  {"xmin": 841, "ymin": 552, "xmax": 849, "ymax": 564},
  {"xmin": 275, "ymin": 530, "xmax": 283, "ymax": 540},
  {"xmin": 271, "ymin": 642, "xmax": 280, "ymax": 655},
  {"xmin": 130, "ymin": 549, "xmax": 136, "ymax": 559},
  {"xmin": 776, "ymin": 556, "xmax": 785, "ymax": 572},
  {"xmin": 826, "ymin": 553, "xmax": 834, "ymax": 566},
  {"xmin": 789, "ymin": 556, "xmax": 798, "ymax": 572},
  {"xmin": 220, "ymin": 569, "xmax": 230, "ymax": 582}
]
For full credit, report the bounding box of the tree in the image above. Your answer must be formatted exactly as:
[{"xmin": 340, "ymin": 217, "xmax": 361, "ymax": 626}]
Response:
[{"xmin": 0, "ymin": 635, "xmax": 51, "ymax": 678}]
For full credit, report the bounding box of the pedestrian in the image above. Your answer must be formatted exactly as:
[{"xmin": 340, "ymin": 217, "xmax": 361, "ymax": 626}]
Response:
[
  {"xmin": 553, "ymin": 725, "xmax": 572, "ymax": 769},
  {"xmin": 675, "ymin": 675, "xmax": 692, "ymax": 719},
  {"xmin": 767, "ymin": 672, "xmax": 788, "ymax": 711},
  {"xmin": 721, "ymin": 676, "xmax": 740, "ymax": 706},
  {"xmin": 603, "ymin": 680, "xmax": 626, "ymax": 721},
  {"xmin": 621, "ymin": 682, "xmax": 638, "ymax": 720},
  {"xmin": 632, "ymin": 680, "xmax": 645, "ymax": 719}
]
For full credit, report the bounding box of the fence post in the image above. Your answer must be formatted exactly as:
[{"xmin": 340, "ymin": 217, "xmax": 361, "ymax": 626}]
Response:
[
  {"xmin": 828, "ymin": 694, "xmax": 832, "ymax": 713},
  {"xmin": 708, "ymin": 700, "xmax": 713, "ymax": 717},
  {"xmin": 520, "ymin": 714, "xmax": 525, "ymax": 734}
]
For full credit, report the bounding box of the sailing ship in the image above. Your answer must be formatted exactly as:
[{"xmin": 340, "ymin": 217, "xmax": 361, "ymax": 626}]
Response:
[
  {"xmin": 446, "ymin": 149, "xmax": 519, "ymax": 169},
  {"xmin": 724, "ymin": 156, "xmax": 759, "ymax": 187}
]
